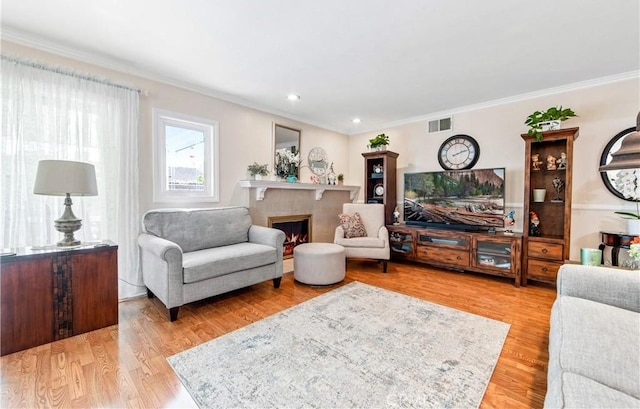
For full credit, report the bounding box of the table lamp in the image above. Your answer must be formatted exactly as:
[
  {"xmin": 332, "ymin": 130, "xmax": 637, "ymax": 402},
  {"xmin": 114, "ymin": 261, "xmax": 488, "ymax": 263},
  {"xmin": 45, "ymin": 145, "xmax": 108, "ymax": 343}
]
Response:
[{"xmin": 33, "ymin": 160, "xmax": 98, "ymax": 246}]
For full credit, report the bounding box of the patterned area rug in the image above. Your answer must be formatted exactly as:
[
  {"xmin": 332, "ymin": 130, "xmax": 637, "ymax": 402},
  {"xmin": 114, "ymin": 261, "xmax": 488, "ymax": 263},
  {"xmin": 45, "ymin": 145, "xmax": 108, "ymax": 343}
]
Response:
[{"xmin": 168, "ymin": 282, "xmax": 509, "ymax": 408}]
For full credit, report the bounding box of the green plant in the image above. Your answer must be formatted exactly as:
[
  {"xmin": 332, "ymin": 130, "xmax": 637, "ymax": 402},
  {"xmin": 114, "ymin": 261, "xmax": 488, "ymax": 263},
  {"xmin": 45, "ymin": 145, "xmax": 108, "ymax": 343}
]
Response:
[
  {"xmin": 525, "ymin": 106, "xmax": 577, "ymax": 142},
  {"xmin": 337, "ymin": 173, "xmax": 344, "ymax": 182},
  {"xmin": 247, "ymin": 162, "xmax": 269, "ymax": 176},
  {"xmin": 367, "ymin": 133, "xmax": 390, "ymax": 149}
]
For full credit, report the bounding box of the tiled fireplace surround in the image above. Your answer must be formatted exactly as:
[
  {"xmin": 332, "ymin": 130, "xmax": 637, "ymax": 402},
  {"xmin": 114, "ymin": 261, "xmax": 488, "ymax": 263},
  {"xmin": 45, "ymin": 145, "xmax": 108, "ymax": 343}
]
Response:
[{"xmin": 238, "ymin": 181, "xmax": 359, "ymax": 244}]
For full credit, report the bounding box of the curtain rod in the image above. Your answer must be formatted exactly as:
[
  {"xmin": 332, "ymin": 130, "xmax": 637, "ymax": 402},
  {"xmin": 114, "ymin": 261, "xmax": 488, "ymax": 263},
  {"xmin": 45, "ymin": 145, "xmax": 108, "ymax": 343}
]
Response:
[{"xmin": 1, "ymin": 54, "xmax": 143, "ymax": 94}]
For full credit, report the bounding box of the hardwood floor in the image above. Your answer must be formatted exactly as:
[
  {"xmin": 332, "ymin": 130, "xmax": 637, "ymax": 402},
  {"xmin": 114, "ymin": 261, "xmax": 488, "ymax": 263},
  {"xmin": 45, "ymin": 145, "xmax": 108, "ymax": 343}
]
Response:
[{"xmin": 0, "ymin": 260, "xmax": 556, "ymax": 408}]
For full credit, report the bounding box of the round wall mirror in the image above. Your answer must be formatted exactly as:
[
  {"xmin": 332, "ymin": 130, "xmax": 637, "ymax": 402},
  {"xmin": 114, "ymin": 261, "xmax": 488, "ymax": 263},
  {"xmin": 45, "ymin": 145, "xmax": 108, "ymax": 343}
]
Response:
[{"xmin": 600, "ymin": 126, "xmax": 636, "ymax": 201}]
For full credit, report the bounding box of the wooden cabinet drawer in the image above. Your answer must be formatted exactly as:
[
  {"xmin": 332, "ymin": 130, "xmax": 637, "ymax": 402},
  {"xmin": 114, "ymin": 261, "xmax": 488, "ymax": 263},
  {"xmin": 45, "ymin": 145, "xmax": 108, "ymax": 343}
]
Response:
[
  {"xmin": 417, "ymin": 246, "xmax": 469, "ymax": 268},
  {"xmin": 527, "ymin": 259, "xmax": 561, "ymax": 282},
  {"xmin": 528, "ymin": 241, "xmax": 563, "ymax": 261}
]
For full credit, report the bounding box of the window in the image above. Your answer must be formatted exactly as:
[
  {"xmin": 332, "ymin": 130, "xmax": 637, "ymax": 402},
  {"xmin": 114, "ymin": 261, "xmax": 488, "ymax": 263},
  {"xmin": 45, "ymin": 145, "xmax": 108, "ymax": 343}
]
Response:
[{"xmin": 153, "ymin": 109, "xmax": 219, "ymax": 202}]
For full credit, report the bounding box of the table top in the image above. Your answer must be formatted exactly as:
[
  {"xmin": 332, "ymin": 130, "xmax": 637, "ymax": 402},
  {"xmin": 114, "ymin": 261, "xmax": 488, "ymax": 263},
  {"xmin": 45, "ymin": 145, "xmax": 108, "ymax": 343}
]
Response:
[{"xmin": 1, "ymin": 240, "xmax": 117, "ymax": 262}]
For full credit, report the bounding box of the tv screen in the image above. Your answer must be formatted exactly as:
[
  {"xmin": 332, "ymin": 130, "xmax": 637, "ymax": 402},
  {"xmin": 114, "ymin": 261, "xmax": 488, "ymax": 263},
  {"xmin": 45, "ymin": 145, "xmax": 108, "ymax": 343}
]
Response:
[{"xmin": 404, "ymin": 168, "xmax": 505, "ymax": 230}]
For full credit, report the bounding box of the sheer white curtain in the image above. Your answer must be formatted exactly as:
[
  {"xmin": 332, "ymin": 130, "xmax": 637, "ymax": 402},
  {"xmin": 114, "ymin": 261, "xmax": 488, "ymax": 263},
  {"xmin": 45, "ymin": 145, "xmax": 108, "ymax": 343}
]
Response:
[{"xmin": 1, "ymin": 56, "xmax": 143, "ymax": 299}]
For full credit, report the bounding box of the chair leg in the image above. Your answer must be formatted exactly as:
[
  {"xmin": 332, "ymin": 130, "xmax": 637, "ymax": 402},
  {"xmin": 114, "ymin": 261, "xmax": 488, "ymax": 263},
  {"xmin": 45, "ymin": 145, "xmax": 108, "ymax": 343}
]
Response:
[
  {"xmin": 382, "ymin": 260, "xmax": 388, "ymax": 273},
  {"xmin": 169, "ymin": 307, "xmax": 179, "ymax": 322},
  {"xmin": 273, "ymin": 277, "xmax": 282, "ymax": 288}
]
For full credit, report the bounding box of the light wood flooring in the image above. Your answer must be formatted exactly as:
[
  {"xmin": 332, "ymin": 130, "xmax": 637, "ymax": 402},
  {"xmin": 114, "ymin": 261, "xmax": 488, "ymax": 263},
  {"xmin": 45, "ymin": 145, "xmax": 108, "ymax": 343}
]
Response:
[{"xmin": 1, "ymin": 260, "xmax": 556, "ymax": 408}]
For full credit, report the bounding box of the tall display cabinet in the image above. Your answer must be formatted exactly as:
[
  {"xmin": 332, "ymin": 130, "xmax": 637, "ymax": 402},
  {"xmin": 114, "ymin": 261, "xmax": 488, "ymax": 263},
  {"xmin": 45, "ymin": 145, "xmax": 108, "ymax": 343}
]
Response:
[
  {"xmin": 362, "ymin": 150, "xmax": 398, "ymax": 225},
  {"xmin": 521, "ymin": 127, "xmax": 579, "ymax": 285}
]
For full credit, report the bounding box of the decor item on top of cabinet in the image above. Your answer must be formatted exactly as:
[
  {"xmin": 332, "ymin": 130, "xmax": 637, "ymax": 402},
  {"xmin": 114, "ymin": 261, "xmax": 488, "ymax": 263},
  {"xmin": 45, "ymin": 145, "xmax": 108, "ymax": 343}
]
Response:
[
  {"xmin": 525, "ymin": 106, "xmax": 577, "ymax": 142},
  {"xmin": 367, "ymin": 133, "xmax": 390, "ymax": 152},
  {"xmin": 337, "ymin": 174, "xmax": 344, "ymax": 185},
  {"xmin": 247, "ymin": 162, "xmax": 269, "ymax": 180},
  {"xmin": 393, "ymin": 206, "xmax": 400, "ymax": 225},
  {"xmin": 437, "ymin": 134, "xmax": 480, "ymax": 170}
]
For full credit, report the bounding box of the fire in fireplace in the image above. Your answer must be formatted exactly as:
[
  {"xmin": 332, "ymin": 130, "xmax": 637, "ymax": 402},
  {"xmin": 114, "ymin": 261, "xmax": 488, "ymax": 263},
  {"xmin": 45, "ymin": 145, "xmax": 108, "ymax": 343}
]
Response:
[{"xmin": 268, "ymin": 214, "xmax": 312, "ymax": 259}]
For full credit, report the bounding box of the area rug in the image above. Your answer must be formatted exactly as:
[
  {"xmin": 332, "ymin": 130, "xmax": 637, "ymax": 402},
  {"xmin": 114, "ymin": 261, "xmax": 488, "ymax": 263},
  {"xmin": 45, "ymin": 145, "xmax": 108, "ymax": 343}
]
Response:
[{"xmin": 167, "ymin": 282, "xmax": 510, "ymax": 408}]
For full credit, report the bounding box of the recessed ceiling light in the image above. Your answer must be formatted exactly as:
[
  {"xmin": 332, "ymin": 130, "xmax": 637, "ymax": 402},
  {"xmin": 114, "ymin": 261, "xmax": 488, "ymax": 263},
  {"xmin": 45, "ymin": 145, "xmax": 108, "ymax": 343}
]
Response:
[
  {"xmin": 352, "ymin": 118, "xmax": 362, "ymax": 124},
  {"xmin": 287, "ymin": 94, "xmax": 300, "ymax": 101}
]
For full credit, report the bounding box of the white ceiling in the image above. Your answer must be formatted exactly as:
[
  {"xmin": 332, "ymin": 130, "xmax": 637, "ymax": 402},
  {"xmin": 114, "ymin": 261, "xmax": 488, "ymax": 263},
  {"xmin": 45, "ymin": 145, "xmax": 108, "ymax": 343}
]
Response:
[{"xmin": 2, "ymin": 0, "xmax": 639, "ymax": 134}]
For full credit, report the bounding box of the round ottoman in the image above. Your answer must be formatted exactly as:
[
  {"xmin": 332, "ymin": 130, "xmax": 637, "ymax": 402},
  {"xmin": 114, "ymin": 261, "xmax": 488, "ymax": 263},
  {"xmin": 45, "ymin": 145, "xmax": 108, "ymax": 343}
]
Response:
[{"xmin": 294, "ymin": 243, "xmax": 345, "ymax": 285}]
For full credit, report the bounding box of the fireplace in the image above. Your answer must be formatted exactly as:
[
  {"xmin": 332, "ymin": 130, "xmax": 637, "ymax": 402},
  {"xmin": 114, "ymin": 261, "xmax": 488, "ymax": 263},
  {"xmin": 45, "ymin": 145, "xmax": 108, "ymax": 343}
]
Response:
[{"xmin": 268, "ymin": 214, "xmax": 312, "ymax": 259}]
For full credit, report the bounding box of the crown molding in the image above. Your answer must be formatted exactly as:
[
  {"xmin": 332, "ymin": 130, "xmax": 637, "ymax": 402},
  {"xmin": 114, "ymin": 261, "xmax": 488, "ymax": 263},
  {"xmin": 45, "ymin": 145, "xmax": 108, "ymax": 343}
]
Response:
[
  {"xmin": 351, "ymin": 70, "xmax": 640, "ymax": 135},
  {"xmin": 1, "ymin": 27, "xmax": 347, "ymax": 135},
  {"xmin": 3, "ymin": 27, "xmax": 637, "ymax": 137}
]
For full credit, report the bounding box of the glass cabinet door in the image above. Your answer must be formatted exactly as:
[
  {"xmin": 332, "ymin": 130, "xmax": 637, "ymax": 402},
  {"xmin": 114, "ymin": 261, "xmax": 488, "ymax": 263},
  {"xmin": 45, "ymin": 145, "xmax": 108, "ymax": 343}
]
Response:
[{"xmin": 474, "ymin": 239, "xmax": 512, "ymax": 270}]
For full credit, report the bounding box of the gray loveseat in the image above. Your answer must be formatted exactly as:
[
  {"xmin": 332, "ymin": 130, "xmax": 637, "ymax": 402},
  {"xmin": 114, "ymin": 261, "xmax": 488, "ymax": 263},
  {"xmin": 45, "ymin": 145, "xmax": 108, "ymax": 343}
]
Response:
[
  {"xmin": 138, "ymin": 207, "xmax": 285, "ymax": 321},
  {"xmin": 545, "ymin": 264, "xmax": 640, "ymax": 408}
]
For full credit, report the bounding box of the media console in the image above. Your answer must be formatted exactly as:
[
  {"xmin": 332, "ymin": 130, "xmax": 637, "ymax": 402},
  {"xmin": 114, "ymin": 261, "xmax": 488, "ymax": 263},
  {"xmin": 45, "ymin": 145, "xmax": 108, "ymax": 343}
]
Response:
[{"xmin": 387, "ymin": 224, "xmax": 522, "ymax": 286}]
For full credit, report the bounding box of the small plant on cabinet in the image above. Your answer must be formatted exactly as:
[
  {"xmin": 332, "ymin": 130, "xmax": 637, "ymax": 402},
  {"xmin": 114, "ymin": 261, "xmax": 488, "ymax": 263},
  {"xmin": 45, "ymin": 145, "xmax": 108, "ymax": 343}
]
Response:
[{"xmin": 525, "ymin": 106, "xmax": 577, "ymax": 142}]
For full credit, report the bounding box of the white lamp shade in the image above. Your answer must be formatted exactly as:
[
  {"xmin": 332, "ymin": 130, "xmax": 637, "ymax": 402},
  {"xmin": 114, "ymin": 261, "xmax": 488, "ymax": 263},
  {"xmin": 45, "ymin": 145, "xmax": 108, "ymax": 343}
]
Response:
[{"xmin": 33, "ymin": 160, "xmax": 98, "ymax": 196}]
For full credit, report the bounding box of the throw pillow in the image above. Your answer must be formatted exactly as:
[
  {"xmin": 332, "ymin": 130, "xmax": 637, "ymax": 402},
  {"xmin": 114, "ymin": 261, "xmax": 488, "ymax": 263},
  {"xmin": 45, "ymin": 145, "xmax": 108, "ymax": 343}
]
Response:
[{"xmin": 338, "ymin": 212, "xmax": 367, "ymax": 238}]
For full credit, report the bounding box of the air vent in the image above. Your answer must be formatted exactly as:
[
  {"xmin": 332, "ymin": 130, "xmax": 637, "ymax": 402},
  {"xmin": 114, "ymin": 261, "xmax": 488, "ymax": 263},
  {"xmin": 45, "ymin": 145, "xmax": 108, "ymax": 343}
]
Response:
[{"xmin": 428, "ymin": 117, "xmax": 452, "ymax": 133}]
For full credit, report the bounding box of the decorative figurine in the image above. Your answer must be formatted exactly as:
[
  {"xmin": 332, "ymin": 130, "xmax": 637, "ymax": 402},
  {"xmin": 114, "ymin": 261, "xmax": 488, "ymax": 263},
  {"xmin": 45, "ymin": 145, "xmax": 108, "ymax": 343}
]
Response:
[
  {"xmin": 393, "ymin": 206, "xmax": 400, "ymax": 225},
  {"xmin": 552, "ymin": 177, "xmax": 565, "ymax": 202},
  {"xmin": 327, "ymin": 162, "xmax": 336, "ymax": 185},
  {"xmin": 556, "ymin": 152, "xmax": 567, "ymax": 169},
  {"xmin": 532, "ymin": 154, "xmax": 543, "ymax": 170},
  {"xmin": 546, "ymin": 154, "xmax": 557, "ymax": 170},
  {"xmin": 504, "ymin": 210, "xmax": 515, "ymax": 227},
  {"xmin": 529, "ymin": 211, "xmax": 541, "ymax": 236}
]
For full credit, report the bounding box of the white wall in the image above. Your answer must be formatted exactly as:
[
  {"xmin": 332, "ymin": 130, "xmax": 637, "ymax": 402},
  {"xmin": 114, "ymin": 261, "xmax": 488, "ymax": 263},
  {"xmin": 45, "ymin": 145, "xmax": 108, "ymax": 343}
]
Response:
[
  {"xmin": 349, "ymin": 77, "xmax": 640, "ymax": 260},
  {"xmin": 2, "ymin": 41, "xmax": 351, "ymax": 219}
]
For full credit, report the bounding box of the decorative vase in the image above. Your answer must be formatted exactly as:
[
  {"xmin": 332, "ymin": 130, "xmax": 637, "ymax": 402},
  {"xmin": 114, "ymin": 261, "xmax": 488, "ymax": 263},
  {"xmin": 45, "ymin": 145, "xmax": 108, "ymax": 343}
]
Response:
[
  {"xmin": 627, "ymin": 219, "xmax": 640, "ymax": 235},
  {"xmin": 533, "ymin": 189, "xmax": 546, "ymax": 202},
  {"xmin": 539, "ymin": 120, "xmax": 561, "ymax": 131},
  {"xmin": 286, "ymin": 175, "xmax": 297, "ymax": 183},
  {"xmin": 254, "ymin": 174, "xmax": 262, "ymax": 181},
  {"xmin": 372, "ymin": 144, "xmax": 387, "ymax": 152}
]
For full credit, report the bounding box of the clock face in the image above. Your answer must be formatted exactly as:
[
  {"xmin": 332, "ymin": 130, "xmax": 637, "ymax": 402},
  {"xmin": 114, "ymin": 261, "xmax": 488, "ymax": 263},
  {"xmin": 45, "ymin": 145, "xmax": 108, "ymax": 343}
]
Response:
[
  {"xmin": 437, "ymin": 134, "xmax": 480, "ymax": 170},
  {"xmin": 374, "ymin": 184, "xmax": 384, "ymax": 197},
  {"xmin": 374, "ymin": 164, "xmax": 383, "ymax": 173}
]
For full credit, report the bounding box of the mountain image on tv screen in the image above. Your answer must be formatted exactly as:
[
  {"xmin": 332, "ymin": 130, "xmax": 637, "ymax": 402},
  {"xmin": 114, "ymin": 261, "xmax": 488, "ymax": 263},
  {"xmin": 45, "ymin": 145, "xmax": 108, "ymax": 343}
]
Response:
[{"xmin": 404, "ymin": 168, "xmax": 505, "ymax": 228}]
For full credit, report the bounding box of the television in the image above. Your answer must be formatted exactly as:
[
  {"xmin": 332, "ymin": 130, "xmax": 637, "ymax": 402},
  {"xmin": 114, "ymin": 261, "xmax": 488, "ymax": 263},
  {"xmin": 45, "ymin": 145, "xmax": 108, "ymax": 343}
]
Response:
[{"xmin": 404, "ymin": 167, "xmax": 505, "ymax": 231}]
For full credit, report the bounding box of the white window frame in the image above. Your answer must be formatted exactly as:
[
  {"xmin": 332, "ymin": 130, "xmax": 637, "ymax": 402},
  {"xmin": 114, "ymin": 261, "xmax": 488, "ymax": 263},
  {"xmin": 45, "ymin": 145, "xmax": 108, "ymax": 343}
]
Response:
[{"xmin": 153, "ymin": 108, "xmax": 219, "ymax": 203}]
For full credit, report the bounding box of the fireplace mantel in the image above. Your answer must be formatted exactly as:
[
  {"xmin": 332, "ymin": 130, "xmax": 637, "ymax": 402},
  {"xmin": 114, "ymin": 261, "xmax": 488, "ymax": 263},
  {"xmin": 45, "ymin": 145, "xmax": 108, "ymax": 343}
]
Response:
[{"xmin": 238, "ymin": 180, "xmax": 360, "ymax": 201}]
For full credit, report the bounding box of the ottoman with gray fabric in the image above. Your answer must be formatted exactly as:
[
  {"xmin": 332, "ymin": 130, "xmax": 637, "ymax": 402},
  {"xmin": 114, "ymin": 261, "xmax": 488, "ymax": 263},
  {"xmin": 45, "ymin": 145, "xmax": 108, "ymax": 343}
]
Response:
[
  {"xmin": 545, "ymin": 264, "xmax": 640, "ymax": 408},
  {"xmin": 294, "ymin": 243, "xmax": 345, "ymax": 285}
]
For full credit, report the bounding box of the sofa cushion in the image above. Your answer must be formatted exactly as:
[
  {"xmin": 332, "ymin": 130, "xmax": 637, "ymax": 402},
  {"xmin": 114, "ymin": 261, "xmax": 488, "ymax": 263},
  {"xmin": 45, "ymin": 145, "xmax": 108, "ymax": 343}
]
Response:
[
  {"xmin": 182, "ymin": 242, "xmax": 277, "ymax": 284},
  {"xmin": 548, "ymin": 296, "xmax": 640, "ymax": 401},
  {"xmin": 335, "ymin": 236, "xmax": 385, "ymax": 248},
  {"xmin": 545, "ymin": 372, "xmax": 640, "ymax": 408},
  {"xmin": 143, "ymin": 207, "xmax": 252, "ymax": 253},
  {"xmin": 338, "ymin": 212, "xmax": 367, "ymax": 238}
]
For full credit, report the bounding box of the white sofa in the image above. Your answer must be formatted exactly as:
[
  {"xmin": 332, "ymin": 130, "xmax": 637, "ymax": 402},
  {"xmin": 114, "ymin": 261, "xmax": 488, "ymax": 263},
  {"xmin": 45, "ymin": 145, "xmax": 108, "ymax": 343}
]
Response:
[
  {"xmin": 545, "ymin": 264, "xmax": 640, "ymax": 408},
  {"xmin": 138, "ymin": 207, "xmax": 285, "ymax": 321}
]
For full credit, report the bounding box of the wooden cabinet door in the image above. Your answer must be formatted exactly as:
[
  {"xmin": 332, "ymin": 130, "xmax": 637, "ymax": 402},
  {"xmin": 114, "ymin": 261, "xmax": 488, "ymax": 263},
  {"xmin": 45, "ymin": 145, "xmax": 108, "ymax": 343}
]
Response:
[
  {"xmin": 72, "ymin": 248, "xmax": 118, "ymax": 335},
  {"xmin": 1, "ymin": 257, "xmax": 54, "ymax": 355}
]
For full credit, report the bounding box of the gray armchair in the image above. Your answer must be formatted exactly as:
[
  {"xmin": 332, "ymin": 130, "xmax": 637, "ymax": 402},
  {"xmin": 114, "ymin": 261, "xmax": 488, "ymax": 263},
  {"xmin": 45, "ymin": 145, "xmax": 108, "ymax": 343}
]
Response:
[
  {"xmin": 334, "ymin": 203, "xmax": 390, "ymax": 272},
  {"xmin": 138, "ymin": 207, "xmax": 285, "ymax": 321}
]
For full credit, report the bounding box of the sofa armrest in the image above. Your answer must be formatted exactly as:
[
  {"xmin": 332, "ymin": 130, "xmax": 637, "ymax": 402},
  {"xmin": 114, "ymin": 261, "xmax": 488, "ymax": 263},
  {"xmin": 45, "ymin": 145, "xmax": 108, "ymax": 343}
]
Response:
[
  {"xmin": 377, "ymin": 226, "xmax": 389, "ymax": 245},
  {"xmin": 557, "ymin": 264, "xmax": 640, "ymax": 313},
  {"xmin": 334, "ymin": 226, "xmax": 345, "ymax": 243},
  {"xmin": 249, "ymin": 225, "xmax": 285, "ymax": 251},
  {"xmin": 137, "ymin": 233, "xmax": 184, "ymax": 308}
]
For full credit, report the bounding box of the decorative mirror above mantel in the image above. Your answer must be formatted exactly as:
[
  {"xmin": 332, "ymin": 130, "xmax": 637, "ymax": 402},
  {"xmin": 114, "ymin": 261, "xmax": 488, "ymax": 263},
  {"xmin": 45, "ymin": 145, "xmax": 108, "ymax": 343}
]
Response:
[{"xmin": 274, "ymin": 124, "xmax": 301, "ymax": 179}]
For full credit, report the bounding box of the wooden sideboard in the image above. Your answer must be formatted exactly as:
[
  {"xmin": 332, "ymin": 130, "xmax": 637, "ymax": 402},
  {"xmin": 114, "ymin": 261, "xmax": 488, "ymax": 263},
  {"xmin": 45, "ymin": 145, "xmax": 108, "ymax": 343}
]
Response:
[
  {"xmin": 1, "ymin": 243, "xmax": 118, "ymax": 356},
  {"xmin": 388, "ymin": 225, "xmax": 522, "ymax": 286}
]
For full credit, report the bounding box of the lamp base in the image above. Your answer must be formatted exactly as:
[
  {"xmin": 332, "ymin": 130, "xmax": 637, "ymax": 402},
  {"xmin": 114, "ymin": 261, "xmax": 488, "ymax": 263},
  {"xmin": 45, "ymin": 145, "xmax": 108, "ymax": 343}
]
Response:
[{"xmin": 54, "ymin": 193, "xmax": 83, "ymax": 247}]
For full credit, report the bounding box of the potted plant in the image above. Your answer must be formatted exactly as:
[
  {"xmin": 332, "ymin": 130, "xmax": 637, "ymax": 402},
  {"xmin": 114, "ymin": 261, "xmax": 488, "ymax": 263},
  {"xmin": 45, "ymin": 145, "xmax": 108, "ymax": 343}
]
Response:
[
  {"xmin": 247, "ymin": 162, "xmax": 269, "ymax": 180},
  {"xmin": 337, "ymin": 173, "xmax": 344, "ymax": 185},
  {"xmin": 525, "ymin": 106, "xmax": 577, "ymax": 142},
  {"xmin": 367, "ymin": 133, "xmax": 390, "ymax": 151}
]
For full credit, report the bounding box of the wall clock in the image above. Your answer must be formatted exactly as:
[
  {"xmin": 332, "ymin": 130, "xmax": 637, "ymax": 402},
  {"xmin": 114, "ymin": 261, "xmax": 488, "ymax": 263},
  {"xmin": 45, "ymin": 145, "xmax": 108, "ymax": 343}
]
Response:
[
  {"xmin": 373, "ymin": 164, "xmax": 383, "ymax": 174},
  {"xmin": 600, "ymin": 126, "xmax": 636, "ymax": 201},
  {"xmin": 437, "ymin": 134, "xmax": 480, "ymax": 170}
]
